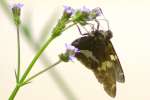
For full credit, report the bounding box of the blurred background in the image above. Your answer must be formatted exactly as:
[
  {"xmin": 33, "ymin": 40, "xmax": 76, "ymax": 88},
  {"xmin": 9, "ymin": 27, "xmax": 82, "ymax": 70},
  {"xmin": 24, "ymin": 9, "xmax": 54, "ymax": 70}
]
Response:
[{"xmin": 0, "ymin": 0, "xmax": 150, "ymax": 100}]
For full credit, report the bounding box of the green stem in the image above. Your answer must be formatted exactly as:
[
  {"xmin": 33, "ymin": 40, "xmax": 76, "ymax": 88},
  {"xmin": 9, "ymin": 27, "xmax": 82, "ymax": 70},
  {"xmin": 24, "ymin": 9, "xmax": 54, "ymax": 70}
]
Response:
[
  {"xmin": 16, "ymin": 26, "xmax": 21, "ymax": 82},
  {"xmin": 25, "ymin": 60, "xmax": 61, "ymax": 83},
  {"xmin": 20, "ymin": 36, "xmax": 55, "ymax": 83},
  {"xmin": 9, "ymin": 84, "xmax": 20, "ymax": 100},
  {"xmin": 9, "ymin": 15, "xmax": 74, "ymax": 100},
  {"xmin": 63, "ymin": 23, "xmax": 76, "ymax": 31},
  {"xmin": 19, "ymin": 18, "xmax": 74, "ymax": 84},
  {"xmin": 9, "ymin": 36, "xmax": 55, "ymax": 100},
  {"xmin": 19, "ymin": 23, "xmax": 74, "ymax": 83}
]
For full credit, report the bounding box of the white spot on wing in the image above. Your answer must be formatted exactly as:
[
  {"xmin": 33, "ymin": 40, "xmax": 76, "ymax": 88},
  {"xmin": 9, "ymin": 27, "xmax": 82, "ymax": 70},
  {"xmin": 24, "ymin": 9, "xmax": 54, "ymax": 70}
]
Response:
[
  {"xmin": 110, "ymin": 55, "xmax": 117, "ymax": 61},
  {"xmin": 80, "ymin": 50, "xmax": 99, "ymax": 63}
]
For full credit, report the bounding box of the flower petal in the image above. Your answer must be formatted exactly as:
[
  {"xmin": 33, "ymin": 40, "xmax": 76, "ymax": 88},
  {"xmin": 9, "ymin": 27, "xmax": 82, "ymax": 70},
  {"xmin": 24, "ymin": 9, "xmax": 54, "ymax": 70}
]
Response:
[
  {"xmin": 80, "ymin": 6, "xmax": 91, "ymax": 13},
  {"xmin": 65, "ymin": 43, "xmax": 75, "ymax": 51},
  {"xmin": 69, "ymin": 56, "xmax": 76, "ymax": 61},
  {"xmin": 63, "ymin": 5, "xmax": 75, "ymax": 15}
]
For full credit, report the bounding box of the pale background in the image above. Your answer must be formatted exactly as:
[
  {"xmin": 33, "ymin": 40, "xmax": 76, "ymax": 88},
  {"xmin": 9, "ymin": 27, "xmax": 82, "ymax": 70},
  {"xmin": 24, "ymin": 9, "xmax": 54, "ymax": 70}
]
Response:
[{"xmin": 0, "ymin": 0, "xmax": 150, "ymax": 100}]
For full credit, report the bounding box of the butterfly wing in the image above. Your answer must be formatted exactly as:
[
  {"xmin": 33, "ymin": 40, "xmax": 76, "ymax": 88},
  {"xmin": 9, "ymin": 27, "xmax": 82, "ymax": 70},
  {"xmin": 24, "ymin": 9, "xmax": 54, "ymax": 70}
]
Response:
[
  {"xmin": 72, "ymin": 36, "xmax": 117, "ymax": 97},
  {"xmin": 107, "ymin": 41, "xmax": 125, "ymax": 83},
  {"xmin": 94, "ymin": 40, "xmax": 125, "ymax": 97},
  {"xmin": 90, "ymin": 35, "xmax": 117, "ymax": 97},
  {"xmin": 71, "ymin": 35, "xmax": 124, "ymax": 97},
  {"xmin": 72, "ymin": 36, "xmax": 100, "ymax": 69},
  {"xmin": 92, "ymin": 41, "xmax": 117, "ymax": 97}
]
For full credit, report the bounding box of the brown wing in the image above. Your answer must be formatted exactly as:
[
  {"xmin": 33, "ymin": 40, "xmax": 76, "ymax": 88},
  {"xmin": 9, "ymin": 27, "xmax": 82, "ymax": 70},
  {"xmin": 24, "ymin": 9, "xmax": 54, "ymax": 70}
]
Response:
[
  {"xmin": 75, "ymin": 50, "xmax": 116, "ymax": 97},
  {"xmin": 93, "ymin": 40, "xmax": 125, "ymax": 97},
  {"xmin": 107, "ymin": 41, "xmax": 125, "ymax": 83},
  {"xmin": 93, "ymin": 59, "xmax": 117, "ymax": 97},
  {"xmin": 72, "ymin": 36, "xmax": 123, "ymax": 97}
]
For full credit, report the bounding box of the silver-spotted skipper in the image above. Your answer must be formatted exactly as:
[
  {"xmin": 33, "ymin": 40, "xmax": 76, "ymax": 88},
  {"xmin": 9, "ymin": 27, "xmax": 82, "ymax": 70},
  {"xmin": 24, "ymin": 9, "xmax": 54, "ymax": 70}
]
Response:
[{"xmin": 71, "ymin": 22, "xmax": 125, "ymax": 97}]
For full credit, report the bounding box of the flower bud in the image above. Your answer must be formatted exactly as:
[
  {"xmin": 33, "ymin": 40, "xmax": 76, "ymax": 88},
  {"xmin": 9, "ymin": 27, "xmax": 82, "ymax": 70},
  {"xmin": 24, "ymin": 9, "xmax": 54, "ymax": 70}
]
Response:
[{"xmin": 12, "ymin": 3, "xmax": 23, "ymax": 26}]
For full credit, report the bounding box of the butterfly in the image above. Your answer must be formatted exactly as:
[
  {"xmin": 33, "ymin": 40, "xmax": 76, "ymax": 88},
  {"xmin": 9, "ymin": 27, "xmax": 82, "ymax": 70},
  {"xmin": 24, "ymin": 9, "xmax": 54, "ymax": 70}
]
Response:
[{"xmin": 71, "ymin": 21, "xmax": 125, "ymax": 97}]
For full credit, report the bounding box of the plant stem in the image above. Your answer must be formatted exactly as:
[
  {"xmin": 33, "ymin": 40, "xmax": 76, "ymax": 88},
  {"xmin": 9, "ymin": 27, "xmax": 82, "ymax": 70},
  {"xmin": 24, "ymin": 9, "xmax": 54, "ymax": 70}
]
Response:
[
  {"xmin": 20, "ymin": 21, "xmax": 74, "ymax": 83},
  {"xmin": 9, "ymin": 15, "xmax": 75, "ymax": 100},
  {"xmin": 63, "ymin": 23, "xmax": 76, "ymax": 31},
  {"xmin": 9, "ymin": 84, "xmax": 20, "ymax": 100},
  {"xmin": 9, "ymin": 60, "xmax": 61, "ymax": 100},
  {"xmin": 20, "ymin": 36, "xmax": 55, "ymax": 83},
  {"xmin": 25, "ymin": 60, "xmax": 61, "ymax": 83},
  {"xmin": 16, "ymin": 26, "xmax": 21, "ymax": 82},
  {"xmin": 8, "ymin": 35, "xmax": 54, "ymax": 100},
  {"xmin": 22, "ymin": 29, "xmax": 78, "ymax": 100}
]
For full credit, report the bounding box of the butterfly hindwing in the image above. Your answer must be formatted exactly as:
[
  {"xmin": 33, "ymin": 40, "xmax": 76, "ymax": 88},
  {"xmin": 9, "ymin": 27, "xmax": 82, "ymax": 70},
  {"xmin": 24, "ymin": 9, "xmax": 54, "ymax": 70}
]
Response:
[
  {"xmin": 92, "ymin": 39, "xmax": 117, "ymax": 97},
  {"xmin": 93, "ymin": 60, "xmax": 117, "ymax": 97}
]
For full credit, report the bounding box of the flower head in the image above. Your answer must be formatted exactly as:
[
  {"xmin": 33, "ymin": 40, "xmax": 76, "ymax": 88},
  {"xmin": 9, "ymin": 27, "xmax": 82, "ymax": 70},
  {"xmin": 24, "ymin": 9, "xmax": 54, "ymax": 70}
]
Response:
[
  {"xmin": 80, "ymin": 6, "xmax": 91, "ymax": 13},
  {"xmin": 88, "ymin": 7, "xmax": 103, "ymax": 20},
  {"xmin": 65, "ymin": 43, "xmax": 79, "ymax": 61},
  {"xmin": 13, "ymin": 3, "xmax": 24, "ymax": 9},
  {"xmin": 71, "ymin": 6, "xmax": 103, "ymax": 25},
  {"xmin": 65, "ymin": 43, "xmax": 79, "ymax": 53},
  {"xmin": 59, "ymin": 44, "xmax": 79, "ymax": 62},
  {"xmin": 63, "ymin": 5, "xmax": 75, "ymax": 15},
  {"xmin": 12, "ymin": 3, "xmax": 24, "ymax": 16},
  {"xmin": 11, "ymin": 3, "xmax": 24, "ymax": 26},
  {"xmin": 92, "ymin": 7, "xmax": 102, "ymax": 16},
  {"xmin": 72, "ymin": 6, "xmax": 91, "ymax": 25}
]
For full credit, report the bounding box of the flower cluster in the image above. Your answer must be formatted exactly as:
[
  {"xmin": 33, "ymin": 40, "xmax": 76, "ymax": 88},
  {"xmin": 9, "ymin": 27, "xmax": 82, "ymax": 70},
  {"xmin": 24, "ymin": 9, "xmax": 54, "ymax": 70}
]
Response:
[
  {"xmin": 59, "ymin": 44, "xmax": 79, "ymax": 62},
  {"xmin": 63, "ymin": 6, "xmax": 103, "ymax": 25},
  {"xmin": 60, "ymin": 6, "xmax": 104, "ymax": 62}
]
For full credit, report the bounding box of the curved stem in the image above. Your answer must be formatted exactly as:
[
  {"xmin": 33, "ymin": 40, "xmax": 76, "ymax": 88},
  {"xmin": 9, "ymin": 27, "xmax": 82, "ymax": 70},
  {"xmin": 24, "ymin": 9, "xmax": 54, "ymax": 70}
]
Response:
[
  {"xmin": 25, "ymin": 60, "xmax": 61, "ymax": 83},
  {"xmin": 19, "ymin": 17, "xmax": 74, "ymax": 84},
  {"xmin": 20, "ymin": 36, "xmax": 55, "ymax": 83},
  {"xmin": 9, "ymin": 35, "xmax": 55, "ymax": 100},
  {"xmin": 9, "ymin": 60, "xmax": 62, "ymax": 100},
  {"xmin": 9, "ymin": 15, "xmax": 74, "ymax": 99},
  {"xmin": 19, "ymin": 22, "xmax": 74, "ymax": 83}
]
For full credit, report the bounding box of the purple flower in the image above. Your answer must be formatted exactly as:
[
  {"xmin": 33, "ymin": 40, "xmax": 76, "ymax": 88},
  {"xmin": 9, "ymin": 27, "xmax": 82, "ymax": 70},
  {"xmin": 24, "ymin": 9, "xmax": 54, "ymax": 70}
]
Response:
[
  {"xmin": 88, "ymin": 7, "xmax": 103, "ymax": 20},
  {"xmin": 65, "ymin": 44, "xmax": 79, "ymax": 61},
  {"xmin": 80, "ymin": 6, "xmax": 91, "ymax": 13},
  {"xmin": 65, "ymin": 43, "xmax": 79, "ymax": 52},
  {"xmin": 11, "ymin": 3, "xmax": 23, "ymax": 26},
  {"xmin": 11, "ymin": 3, "xmax": 24, "ymax": 9},
  {"xmin": 68, "ymin": 55, "xmax": 76, "ymax": 61},
  {"xmin": 91, "ymin": 7, "xmax": 103, "ymax": 16},
  {"xmin": 64, "ymin": 5, "xmax": 75, "ymax": 15},
  {"xmin": 14, "ymin": 3, "xmax": 24, "ymax": 8}
]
